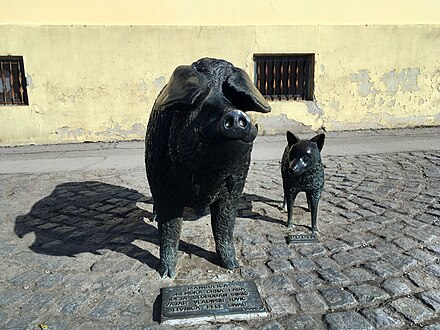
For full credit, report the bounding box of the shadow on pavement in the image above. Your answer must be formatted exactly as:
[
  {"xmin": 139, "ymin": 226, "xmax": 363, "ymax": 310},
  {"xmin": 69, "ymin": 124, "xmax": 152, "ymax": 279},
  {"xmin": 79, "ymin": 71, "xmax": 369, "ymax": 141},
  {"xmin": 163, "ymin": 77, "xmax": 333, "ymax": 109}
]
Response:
[
  {"xmin": 13, "ymin": 181, "xmax": 217, "ymax": 272},
  {"xmin": 239, "ymin": 193, "xmax": 286, "ymax": 226}
]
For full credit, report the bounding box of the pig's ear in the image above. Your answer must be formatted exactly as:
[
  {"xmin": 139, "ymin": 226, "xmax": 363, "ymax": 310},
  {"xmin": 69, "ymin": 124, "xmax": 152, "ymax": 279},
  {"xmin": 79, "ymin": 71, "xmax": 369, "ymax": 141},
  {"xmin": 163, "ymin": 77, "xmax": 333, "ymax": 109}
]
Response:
[
  {"xmin": 310, "ymin": 133, "xmax": 325, "ymax": 151},
  {"xmin": 223, "ymin": 68, "xmax": 271, "ymax": 113},
  {"xmin": 286, "ymin": 131, "xmax": 300, "ymax": 146},
  {"xmin": 154, "ymin": 65, "xmax": 209, "ymax": 111}
]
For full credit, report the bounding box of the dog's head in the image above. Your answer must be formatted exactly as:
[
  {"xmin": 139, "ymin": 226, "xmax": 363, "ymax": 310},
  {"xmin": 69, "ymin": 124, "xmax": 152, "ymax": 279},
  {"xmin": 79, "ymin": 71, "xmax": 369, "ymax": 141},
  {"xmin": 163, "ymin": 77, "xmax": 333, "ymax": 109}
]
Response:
[{"xmin": 286, "ymin": 131, "xmax": 325, "ymax": 175}]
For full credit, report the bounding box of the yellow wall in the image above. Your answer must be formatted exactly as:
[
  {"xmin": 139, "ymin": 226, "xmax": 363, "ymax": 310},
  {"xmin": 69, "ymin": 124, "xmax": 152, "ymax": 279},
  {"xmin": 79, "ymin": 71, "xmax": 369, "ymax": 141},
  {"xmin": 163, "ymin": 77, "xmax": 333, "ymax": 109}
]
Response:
[
  {"xmin": 2, "ymin": 0, "xmax": 440, "ymax": 25},
  {"xmin": 0, "ymin": 24, "xmax": 439, "ymax": 145},
  {"xmin": 1, "ymin": 0, "xmax": 440, "ymax": 145}
]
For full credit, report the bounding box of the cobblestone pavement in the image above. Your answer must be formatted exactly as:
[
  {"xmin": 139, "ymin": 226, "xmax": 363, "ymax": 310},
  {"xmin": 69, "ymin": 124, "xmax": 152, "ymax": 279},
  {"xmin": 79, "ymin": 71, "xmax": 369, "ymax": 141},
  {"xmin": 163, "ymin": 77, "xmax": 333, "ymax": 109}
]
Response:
[{"xmin": 1, "ymin": 136, "xmax": 440, "ymax": 329}]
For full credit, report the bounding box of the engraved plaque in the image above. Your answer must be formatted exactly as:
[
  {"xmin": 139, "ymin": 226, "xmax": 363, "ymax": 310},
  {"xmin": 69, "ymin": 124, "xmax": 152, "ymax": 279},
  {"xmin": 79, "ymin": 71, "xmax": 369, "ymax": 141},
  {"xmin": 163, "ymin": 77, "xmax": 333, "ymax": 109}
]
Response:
[
  {"xmin": 287, "ymin": 234, "xmax": 318, "ymax": 244},
  {"xmin": 161, "ymin": 280, "xmax": 267, "ymax": 325}
]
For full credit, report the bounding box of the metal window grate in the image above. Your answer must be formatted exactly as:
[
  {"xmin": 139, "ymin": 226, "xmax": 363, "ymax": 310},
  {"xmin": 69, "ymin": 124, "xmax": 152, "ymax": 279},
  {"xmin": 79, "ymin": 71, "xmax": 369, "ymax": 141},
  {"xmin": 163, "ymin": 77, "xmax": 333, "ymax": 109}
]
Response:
[
  {"xmin": 254, "ymin": 54, "xmax": 314, "ymax": 101},
  {"xmin": 0, "ymin": 56, "xmax": 29, "ymax": 106}
]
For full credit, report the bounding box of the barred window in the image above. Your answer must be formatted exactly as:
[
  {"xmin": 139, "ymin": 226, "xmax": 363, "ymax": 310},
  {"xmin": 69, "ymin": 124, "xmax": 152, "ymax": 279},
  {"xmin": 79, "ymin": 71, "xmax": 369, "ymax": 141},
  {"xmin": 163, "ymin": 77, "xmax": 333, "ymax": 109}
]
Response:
[
  {"xmin": 254, "ymin": 54, "xmax": 314, "ymax": 101},
  {"xmin": 0, "ymin": 56, "xmax": 29, "ymax": 106}
]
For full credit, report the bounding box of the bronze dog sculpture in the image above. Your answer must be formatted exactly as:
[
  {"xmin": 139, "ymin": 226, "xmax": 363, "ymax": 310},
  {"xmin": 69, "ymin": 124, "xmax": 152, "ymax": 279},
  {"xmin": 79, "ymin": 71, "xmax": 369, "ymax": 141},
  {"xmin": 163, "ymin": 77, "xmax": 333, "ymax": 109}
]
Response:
[{"xmin": 281, "ymin": 132, "xmax": 325, "ymax": 233}]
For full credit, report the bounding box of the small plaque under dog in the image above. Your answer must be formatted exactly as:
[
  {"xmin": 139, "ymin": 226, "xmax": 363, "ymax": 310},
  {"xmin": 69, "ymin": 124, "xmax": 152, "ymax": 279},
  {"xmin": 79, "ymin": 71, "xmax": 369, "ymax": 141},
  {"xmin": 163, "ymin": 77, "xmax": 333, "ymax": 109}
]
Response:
[
  {"xmin": 161, "ymin": 280, "xmax": 267, "ymax": 325},
  {"xmin": 287, "ymin": 234, "xmax": 318, "ymax": 244}
]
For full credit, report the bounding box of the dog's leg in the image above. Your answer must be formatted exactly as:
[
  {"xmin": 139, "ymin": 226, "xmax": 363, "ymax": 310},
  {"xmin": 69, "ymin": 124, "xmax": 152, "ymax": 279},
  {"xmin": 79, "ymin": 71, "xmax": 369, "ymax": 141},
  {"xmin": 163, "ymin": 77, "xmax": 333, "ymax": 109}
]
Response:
[
  {"xmin": 286, "ymin": 192, "xmax": 298, "ymax": 228},
  {"xmin": 307, "ymin": 191, "xmax": 321, "ymax": 233}
]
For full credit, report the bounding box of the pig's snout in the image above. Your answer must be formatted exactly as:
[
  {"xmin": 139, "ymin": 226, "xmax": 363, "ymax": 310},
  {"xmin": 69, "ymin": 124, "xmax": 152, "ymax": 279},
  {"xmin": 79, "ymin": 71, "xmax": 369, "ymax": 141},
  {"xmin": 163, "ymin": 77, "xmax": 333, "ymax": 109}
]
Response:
[
  {"xmin": 197, "ymin": 109, "xmax": 258, "ymax": 144},
  {"xmin": 220, "ymin": 110, "xmax": 251, "ymax": 139}
]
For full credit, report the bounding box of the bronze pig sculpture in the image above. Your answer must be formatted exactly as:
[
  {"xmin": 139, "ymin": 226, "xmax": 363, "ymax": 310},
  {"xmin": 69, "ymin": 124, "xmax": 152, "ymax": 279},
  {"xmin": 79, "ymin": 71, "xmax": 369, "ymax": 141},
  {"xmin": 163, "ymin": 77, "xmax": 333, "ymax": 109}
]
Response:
[
  {"xmin": 145, "ymin": 58, "xmax": 270, "ymax": 277},
  {"xmin": 281, "ymin": 132, "xmax": 325, "ymax": 233}
]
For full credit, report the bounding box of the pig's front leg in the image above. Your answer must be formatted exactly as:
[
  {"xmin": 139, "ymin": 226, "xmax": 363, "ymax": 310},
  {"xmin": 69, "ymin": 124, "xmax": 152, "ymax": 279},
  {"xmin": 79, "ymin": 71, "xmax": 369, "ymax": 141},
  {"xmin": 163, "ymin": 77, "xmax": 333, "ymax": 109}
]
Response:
[
  {"xmin": 210, "ymin": 199, "xmax": 239, "ymax": 269},
  {"xmin": 157, "ymin": 211, "xmax": 183, "ymax": 278}
]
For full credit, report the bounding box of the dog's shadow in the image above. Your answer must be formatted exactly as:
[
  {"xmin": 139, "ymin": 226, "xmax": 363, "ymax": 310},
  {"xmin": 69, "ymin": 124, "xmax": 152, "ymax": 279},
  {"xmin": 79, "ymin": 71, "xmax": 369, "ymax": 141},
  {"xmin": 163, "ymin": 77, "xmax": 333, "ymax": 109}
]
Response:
[{"xmin": 14, "ymin": 181, "xmax": 219, "ymax": 272}]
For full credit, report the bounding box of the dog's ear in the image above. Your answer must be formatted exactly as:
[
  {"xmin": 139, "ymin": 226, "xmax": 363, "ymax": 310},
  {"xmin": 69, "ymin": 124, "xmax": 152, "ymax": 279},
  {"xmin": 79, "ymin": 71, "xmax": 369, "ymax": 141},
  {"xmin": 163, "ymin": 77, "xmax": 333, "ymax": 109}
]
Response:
[
  {"xmin": 310, "ymin": 133, "xmax": 325, "ymax": 151},
  {"xmin": 223, "ymin": 68, "xmax": 271, "ymax": 113},
  {"xmin": 154, "ymin": 65, "xmax": 210, "ymax": 112},
  {"xmin": 286, "ymin": 131, "xmax": 300, "ymax": 146}
]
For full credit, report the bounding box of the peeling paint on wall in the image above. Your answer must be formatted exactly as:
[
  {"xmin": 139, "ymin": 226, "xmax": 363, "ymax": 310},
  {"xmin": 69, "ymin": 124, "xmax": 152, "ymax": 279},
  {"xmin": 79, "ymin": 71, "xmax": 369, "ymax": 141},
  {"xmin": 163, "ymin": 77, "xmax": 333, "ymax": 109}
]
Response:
[
  {"xmin": 381, "ymin": 68, "xmax": 420, "ymax": 93},
  {"xmin": 350, "ymin": 70, "xmax": 378, "ymax": 97},
  {"xmin": 55, "ymin": 123, "xmax": 146, "ymax": 143},
  {"xmin": 255, "ymin": 114, "xmax": 313, "ymax": 135}
]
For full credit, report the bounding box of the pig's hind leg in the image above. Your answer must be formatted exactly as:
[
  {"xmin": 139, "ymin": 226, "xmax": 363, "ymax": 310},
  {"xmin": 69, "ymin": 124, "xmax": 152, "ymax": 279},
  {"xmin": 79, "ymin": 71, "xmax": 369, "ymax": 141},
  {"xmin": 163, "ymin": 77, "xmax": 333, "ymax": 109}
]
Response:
[
  {"xmin": 157, "ymin": 207, "xmax": 183, "ymax": 278},
  {"xmin": 210, "ymin": 199, "xmax": 239, "ymax": 269}
]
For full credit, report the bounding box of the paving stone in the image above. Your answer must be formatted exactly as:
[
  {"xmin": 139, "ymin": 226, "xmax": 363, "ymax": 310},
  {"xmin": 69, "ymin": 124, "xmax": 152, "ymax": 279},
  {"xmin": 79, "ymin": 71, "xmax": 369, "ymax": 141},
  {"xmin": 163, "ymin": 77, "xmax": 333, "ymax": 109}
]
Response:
[
  {"xmin": 265, "ymin": 294, "xmax": 297, "ymax": 316},
  {"xmin": 320, "ymin": 288, "xmax": 357, "ymax": 310},
  {"xmin": 241, "ymin": 243, "xmax": 267, "ymax": 260},
  {"xmin": 425, "ymin": 263, "xmax": 440, "ymax": 277},
  {"xmin": 331, "ymin": 251, "xmax": 358, "ymax": 266},
  {"xmin": 297, "ymin": 244, "xmax": 326, "ymax": 257},
  {"xmin": 261, "ymin": 274, "xmax": 296, "ymax": 293},
  {"xmin": 339, "ymin": 234, "xmax": 366, "ymax": 248},
  {"xmin": 290, "ymin": 256, "xmax": 317, "ymax": 272},
  {"xmin": 296, "ymin": 291, "xmax": 328, "ymax": 313},
  {"xmin": 240, "ymin": 265, "xmax": 268, "ymax": 279},
  {"xmin": 389, "ymin": 297, "xmax": 434, "ymax": 323},
  {"xmin": 314, "ymin": 257, "xmax": 340, "ymax": 270},
  {"xmin": 404, "ymin": 227, "xmax": 438, "ymax": 244},
  {"xmin": 10, "ymin": 270, "xmax": 42, "ymax": 288},
  {"xmin": 381, "ymin": 278, "xmax": 413, "ymax": 297},
  {"xmin": 282, "ymin": 314, "xmax": 325, "ymax": 330},
  {"xmin": 382, "ymin": 253, "xmax": 418, "ymax": 271},
  {"xmin": 405, "ymin": 248, "xmax": 438, "ymax": 264},
  {"xmin": 324, "ymin": 240, "xmax": 350, "ymax": 253},
  {"xmin": 351, "ymin": 247, "xmax": 382, "ymax": 263},
  {"xmin": 427, "ymin": 244, "xmax": 440, "ymax": 255},
  {"xmin": 264, "ymin": 259, "xmax": 292, "ymax": 274},
  {"xmin": 348, "ymin": 284, "xmax": 390, "ymax": 305},
  {"xmin": 393, "ymin": 236, "xmax": 419, "ymax": 250},
  {"xmin": 268, "ymin": 246, "xmax": 293, "ymax": 258},
  {"xmin": 296, "ymin": 272, "xmax": 325, "ymax": 289},
  {"xmin": 374, "ymin": 241, "xmax": 402, "ymax": 256},
  {"xmin": 364, "ymin": 260, "xmax": 400, "ymax": 278},
  {"xmin": 88, "ymin": 298, "xmax": 121, "ymax": 319},
  {"xmin": 35, "ymin": 272, "xmax": 65, "ymax": 289},
  {"xmin": 0, "ymin": 287, "xmax": 29, "ymax": 307},
  {"xmin": 324, "ymin": 311, "xmax": 374, "ymax": 330},
  {"xmin": 318, "ymin": 268, "xmax": 351, "ymax": 286},
  {"xmin": 255, "ymin": 320, "xmax": 283, "ymax": 330},
  {"xmin": 406, "ymin": 270, "xmax": 440, "ymax": 290},
  {"xmin": 20, "ymin": 292, "xmax": 56, "ymax": 313},
  {"xmin": 343, "ymin": 267, "xmax": 377, "ymax": 283},
  {"xmin": 362, "ymin": 308, "xmax": 405, "ymax": 329},
  {"xmin": 418, "ymin": 290, "xmax": 440, "ymax": 312},
  {"xmin": 58, "ymin": 294, "xmax": 89, "ymax": 314}
]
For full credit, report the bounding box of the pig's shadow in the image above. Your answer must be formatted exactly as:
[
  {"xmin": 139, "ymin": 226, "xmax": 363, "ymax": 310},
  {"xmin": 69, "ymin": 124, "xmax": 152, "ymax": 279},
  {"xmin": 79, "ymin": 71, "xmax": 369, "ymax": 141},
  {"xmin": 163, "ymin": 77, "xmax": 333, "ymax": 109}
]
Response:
[{"xmin": 13, "ymin": 181, "xmax": 218, "ymax": 271}]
